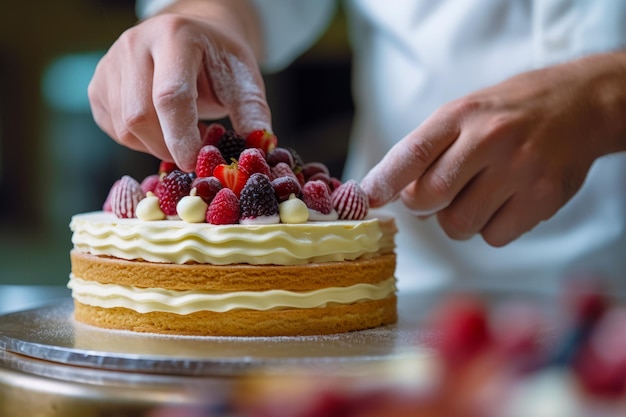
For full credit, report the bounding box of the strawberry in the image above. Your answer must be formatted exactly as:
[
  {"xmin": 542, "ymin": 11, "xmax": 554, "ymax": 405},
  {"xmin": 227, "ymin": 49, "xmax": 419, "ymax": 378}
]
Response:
[
  {"xmin": 200, "ymin": 122, "xmax": 226, "ymax": 147},
  {"xmin": 195, "ymin": 145, "xmax": 226, "ymax": 177},
  {"xmin": 270, "ymin": 162, "xmax": 297, "ymax": 181},
  {"xmin": 102, "ymin": 179, "xmax": 121, "ymax": 212},
  {"xmin": 158, "ymin": 161, "xmax": 178, "ymax": 175},
  {"xmin": 239, "ymin": 173, "xmax": 279, "ymax": 223},
  {"xmin": 110, "ymin": 175, "xmax": 145, "ymax": 219},
  {"xmin": 238, "ymin": 148, "xmax": 271, "ymax": 177},
  {"xmin": 217, "ymin": 130, "xmax": 246, "ymax": 161},
  {"xmin": 272, "ymin": 176, "xmax": 302, "ymax": 202},
  {"xmin": 267, "ymin": 147, "xmax": 294, "ymax": 168},
  {"xmin": 206, "ymin": 188, "xmax": 240, "ymax": 225},
  {"xmin": 302, "ymin": 180, "xmax": 333, "ymax": 215},
  {"xmin": 331, "ymin": 180, "xmax": 369, "ymax": 220},
  {"xmin": 213, "ymin": 161, "xmax": 249, "ymax": 197},
  {"xmin": 245, "ymin": 129, "xmax": 278, "ymax": 154},
  {"xmin": 191, "ymin": 176, "xmax": 222, "ymax": 204},
  {"xmin": 140, "ymin": 174, "xmax": 160, "ymax": 194},
  {"xmin": 158, "ymin": 170, "xmax": 193, "ymax": 216}
]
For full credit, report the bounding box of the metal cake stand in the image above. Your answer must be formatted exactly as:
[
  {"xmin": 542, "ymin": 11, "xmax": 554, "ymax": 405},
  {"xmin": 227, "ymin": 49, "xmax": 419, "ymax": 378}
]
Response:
[{"xmin": 0, "ymin": 288, "xmax": 553, "ymax": 416}]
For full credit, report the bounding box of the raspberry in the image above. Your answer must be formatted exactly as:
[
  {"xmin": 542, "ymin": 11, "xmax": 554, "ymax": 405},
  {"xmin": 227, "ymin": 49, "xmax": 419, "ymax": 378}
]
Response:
[
  {"xmin": 110, "ymin": 175, "xmax": 145, "ymax": 219},
  {"xmin": 140, "ymin": 174, "xmax": 160, "ymax": 194},
  {"xmin": 308, "ymin": 172, "xmax": 332, "ymax": 193},
  {"xmin": 195, "ymin": 145, "xmax": 226, "ymax": 177},
  {"xmin": 272, "ymin": 176, "xmax": 302, "ymax": 202},
  {"xmin": 191, "ymin": 176, "xmax": 222, "ymax": 204},
  {"xmin": 238, "ymin": 148, "xmax": 271, "ymax": 177},
  {"xmin": 239, "ymin": 173, "xmax": 279, "ymax": 221},
  {"xmin": 266, "ymin": 147, "xmax": 294, "ymax": 168},
  {"xmin": 217, "ymin": 130, "xmax": 246, "ymax": 161},
  {"xmin": 270, "ymin": 162, "xmax": 298, "ymax": 181},
  {"xmin": 200, "ymin": 122, "xmax": 226, "ymax": 147},
  {"xmin": 331, "ymin": 180, "xmax": 369, "ymax": 220},
  {"xmin": 158, "ymin": 170, "xmax": 193, "ymax": 216},
  {"xmin": 245, "ymin": 129, "xmax": 278, "ymax": 154},
  {"xmin": 302, "ymin": 180, "xmax": 333, "ymax": 215},
  {"xmin": 206, "ymin": 188, "xmax": 240, "ymax": 225}
]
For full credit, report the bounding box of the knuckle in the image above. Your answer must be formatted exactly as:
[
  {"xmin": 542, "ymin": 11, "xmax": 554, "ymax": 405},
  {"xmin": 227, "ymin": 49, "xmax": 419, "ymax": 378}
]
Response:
[
  {"xmin": 153, "ymin": 83, "xmax": 195, "ymax": 109},
  {"xmin": 438, "ymin": 207, "xmax": 475, "ymax": 240},
  {"xmin": 403, "ymin": 139, "xmax": 435, "ymax": 168}
]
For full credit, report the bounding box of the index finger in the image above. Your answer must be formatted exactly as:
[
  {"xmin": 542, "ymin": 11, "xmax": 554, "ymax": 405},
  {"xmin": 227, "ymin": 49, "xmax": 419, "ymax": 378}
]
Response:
[
  {"xmin": 152, "ymin": 38, "xmax": 204, "ymax": 172},
  {"xmin": 360, "ymin": 110, "xmax": 460, "ymax": 207}
]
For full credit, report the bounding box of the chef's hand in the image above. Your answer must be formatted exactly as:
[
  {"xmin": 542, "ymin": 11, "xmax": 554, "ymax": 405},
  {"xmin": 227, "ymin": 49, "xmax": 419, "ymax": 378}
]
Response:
[
  {"xmin": 361, "ymin": 52, "xmax": 626, "ymax": 247},
  {"xmin": 88, "ymin": 0, "xmax": 271, "ymax": 172}
]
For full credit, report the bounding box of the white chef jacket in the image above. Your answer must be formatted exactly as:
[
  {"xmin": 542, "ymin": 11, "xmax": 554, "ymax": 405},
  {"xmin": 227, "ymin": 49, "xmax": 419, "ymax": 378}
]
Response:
[{"xmin": 139, "ymin": 0, "xmax": 626, "ymax": 293}]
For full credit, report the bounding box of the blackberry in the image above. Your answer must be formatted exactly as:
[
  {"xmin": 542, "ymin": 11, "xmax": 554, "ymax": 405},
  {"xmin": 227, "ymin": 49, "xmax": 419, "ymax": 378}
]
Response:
[
  {"xmin": 239, "ymin": 173, "xmax": 279, "ymax": 220},
  {"xmin": 157, "ymin": 170, "xmax": 193, "ymax": 215},
  {"xmin": 217, "ymin": 130, "xmax": 246, "ymax": 162}
]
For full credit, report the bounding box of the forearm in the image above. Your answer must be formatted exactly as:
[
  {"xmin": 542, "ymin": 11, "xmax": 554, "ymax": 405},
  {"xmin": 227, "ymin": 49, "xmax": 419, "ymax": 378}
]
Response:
[{"xmin": 156, "ymin": 0, "xmax": 264, "ymax": 61}]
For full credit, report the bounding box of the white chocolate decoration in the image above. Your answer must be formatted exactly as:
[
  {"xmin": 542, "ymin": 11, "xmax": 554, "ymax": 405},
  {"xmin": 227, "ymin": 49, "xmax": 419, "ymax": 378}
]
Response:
[
  {"xmin": 279, "ymin": 194, "xmax": 309, "ymax": 224},
  {"xmin": 136, "ymin": 192, "xmax": 166, "ymax": 221},
  {"xmin": 176, "ymin": 188, "xmax": 208, "ymax": 223}
]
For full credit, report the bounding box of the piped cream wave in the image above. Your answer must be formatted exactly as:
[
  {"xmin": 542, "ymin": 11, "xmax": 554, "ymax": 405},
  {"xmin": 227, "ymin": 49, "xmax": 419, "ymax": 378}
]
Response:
[
  {"xmin": 70, "ymin": 212, "xmax": 396, "ymax": 265},
  {"xmin": 68, "ymin": 275, "xmax": 397, "ymax": 314}
]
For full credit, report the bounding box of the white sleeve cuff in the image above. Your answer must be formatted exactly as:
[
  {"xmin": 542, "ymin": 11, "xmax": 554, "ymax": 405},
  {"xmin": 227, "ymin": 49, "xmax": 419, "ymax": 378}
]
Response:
[{"xmin": 249, "ymin": 0, "xmax": 337, "ymax": 72}]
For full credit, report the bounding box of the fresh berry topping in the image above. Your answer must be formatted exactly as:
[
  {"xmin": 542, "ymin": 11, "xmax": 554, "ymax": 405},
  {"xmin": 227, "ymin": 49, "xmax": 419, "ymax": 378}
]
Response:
[
  {"xmin": 140, "ymin": 174, "xmax": 160, "ymax": 194},
  {"xmin": 195, "ymin": 145, "xmax": 226, "ymax": 178},
  {"xmin": 213, "ymin": 161, "xmax": 249, "ymax": 197},
  {"xmin": 238, "ymin": 148, "xmax": 271, "ymax": 177},
  {"xmin": 288, "ymin": 147, "xmax": 304, "ymax": 173},
  {"xmin": 245, "ymin": 129, "xmax": 278, "ymax": 154},
  {"xmin": 110, "ymin": 175, "xmax": 145, "ymax": 219},
  {"xmin": 270, "ymin": 162, "xmax": 298, "ymax": 181},
  {"xmin": 191, "ymin": 176, "xmax": 222, "ymax": 204},
  {"xmin": 302, "ymin": 180, "xmax": 334, "ymax": 215},
  {"xmin": 158, "ymin": 170, "xmax": 193, "ymax": 216},
  {"xmin": 272, "ymin": 176, "xmax": 302, "ymax": 202},
  {"xmin": 296, "ymin": 172, "xmax": 306, "ymax": 187},
  {"xmin": 103, "ymin": 179, "xmax": 121, "ymax": 212},
  {"xmin": 329, "ymin": 177, "xmax": 342, "ymax": 192},
  {"xmin": 267, "ymin": 147, "xmax": 295, "ymax": 168},
  {"xmin": 217, "ymin": 130, "xmax": 246, "ymax": 161},
  {"xmin": 158, "ymin": 161, "xmax": 178, "ymax": 175},
  {"xmin": 331, "ymin": 180, "xmax": 369, "ymax": 220},
  {"xmin": 302, "ymin": 161, "xmax": 330, "ymax": 181},
  {"xmin": 239, "ymin": 173, "xmax": 279, "ymax": 221},
  {"xmin": 308, "ymin": 172, "xmax": 332, "ymax": 193},
  {"xmin": 206, "ymin": 188, "xmax": 240, "ymax": 225},
  {"xmin": 200, "ymin": 122, "xmax": 226, "ymax": 147}
]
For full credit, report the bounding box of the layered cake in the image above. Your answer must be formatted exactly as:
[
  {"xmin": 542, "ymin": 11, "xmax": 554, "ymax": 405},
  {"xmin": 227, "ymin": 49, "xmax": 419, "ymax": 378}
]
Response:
[{"xmin": 69, "ymin": 126, "xmax": 398, "ymax": 336}]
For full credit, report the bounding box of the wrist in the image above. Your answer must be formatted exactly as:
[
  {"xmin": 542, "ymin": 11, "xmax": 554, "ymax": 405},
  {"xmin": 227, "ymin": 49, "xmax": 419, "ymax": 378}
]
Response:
[{"xmin": 574, "ymin": 51, "xmax": 626, "ymax": 155}]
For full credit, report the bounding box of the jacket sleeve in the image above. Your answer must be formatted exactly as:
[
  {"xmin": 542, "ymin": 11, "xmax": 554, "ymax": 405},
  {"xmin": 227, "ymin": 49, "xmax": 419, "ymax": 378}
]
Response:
[
  {"xmin": 249, "ymin": 0, "xmax": 337, "ymax": 72},
  {"xmin": 136, "ymin": 0, "xmax": 337, "ymax": 73}
]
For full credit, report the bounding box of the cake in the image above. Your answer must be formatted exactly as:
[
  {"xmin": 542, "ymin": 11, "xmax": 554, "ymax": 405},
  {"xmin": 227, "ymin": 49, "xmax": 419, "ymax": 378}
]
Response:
[{"xmin": 68, "ymin": 125, "xmax": 398, "ymax": 336}]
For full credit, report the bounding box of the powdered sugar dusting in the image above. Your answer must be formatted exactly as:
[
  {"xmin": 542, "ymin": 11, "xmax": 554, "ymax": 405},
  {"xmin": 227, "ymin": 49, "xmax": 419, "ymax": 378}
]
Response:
[{"xmin": 204, "ymin": 39, "xmax": 271, "ymax": 136}]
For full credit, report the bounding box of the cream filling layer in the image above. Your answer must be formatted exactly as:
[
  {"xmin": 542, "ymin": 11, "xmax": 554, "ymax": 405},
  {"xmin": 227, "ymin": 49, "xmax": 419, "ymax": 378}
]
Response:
[
  {"xmin": 68, "ymin": 276, "xmax": 397, "ymax": 314},
  {"xmin": 70, "ymin": 212, "xmax": 396, "ymax": 265}
]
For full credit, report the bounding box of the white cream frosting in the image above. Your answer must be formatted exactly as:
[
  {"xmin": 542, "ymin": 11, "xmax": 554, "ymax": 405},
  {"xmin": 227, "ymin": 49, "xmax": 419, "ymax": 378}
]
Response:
[
  {"xmin": 68, "ymin": 275, "xmax": 397, "ymax": 314},
  {"xmin": 70, "ymin": 212, "xmax": 396, "ymax": 265}
]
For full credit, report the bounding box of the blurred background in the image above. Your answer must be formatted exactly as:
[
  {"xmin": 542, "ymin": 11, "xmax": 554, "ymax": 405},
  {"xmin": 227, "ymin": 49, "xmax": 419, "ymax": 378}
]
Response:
[{"xmin": 0, "ymin": 1, "xmax": 353, "ymax": 286}]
